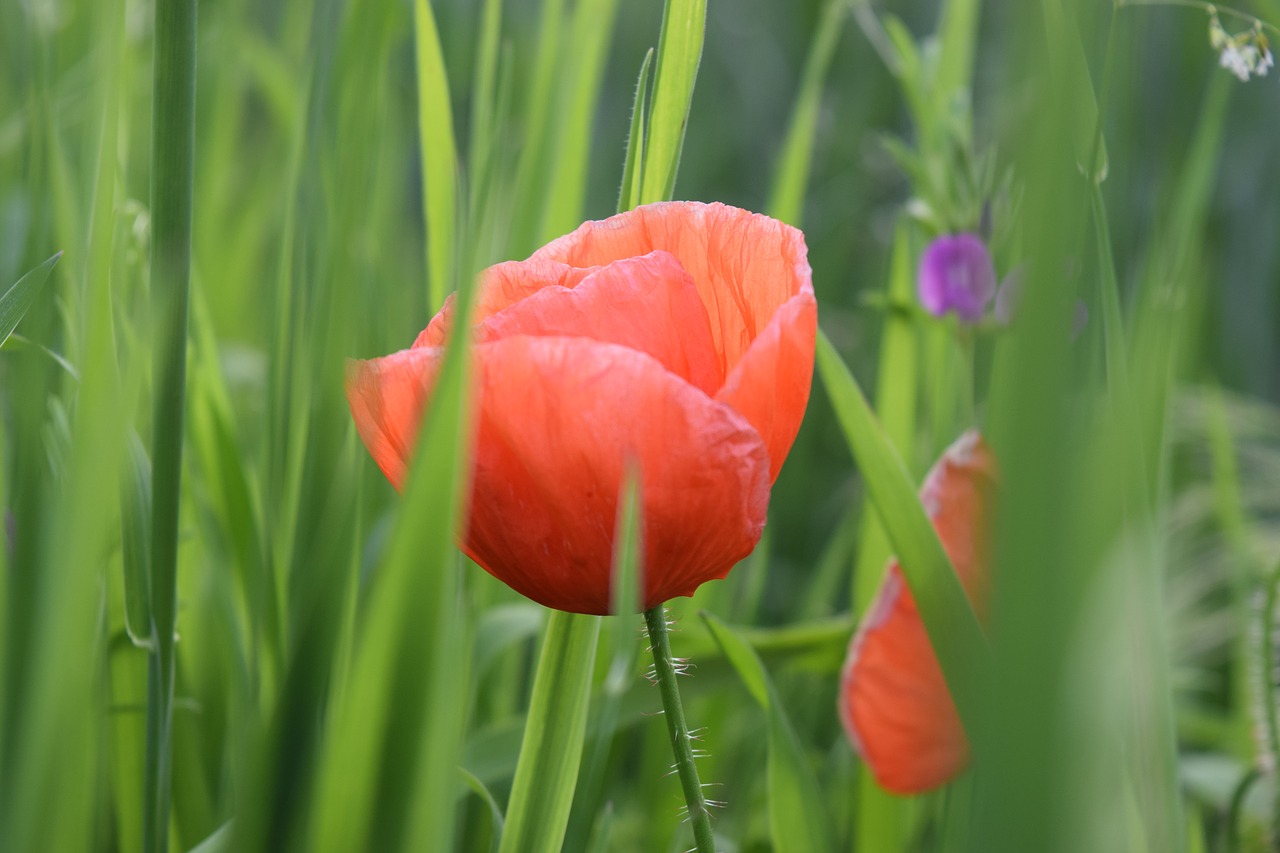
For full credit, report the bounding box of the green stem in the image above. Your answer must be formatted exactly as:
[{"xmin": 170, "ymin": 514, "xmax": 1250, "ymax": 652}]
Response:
[
  {"xmin": 1224, "ymin": 767, "xmax": 1261, "ymax": 853},
  {"xmin": 644, "ymin": 606, "xmax": 716, "ymax": 853},
  {"xmin": 1117, "ymin": 0, "xmax": 1280, "ymax": 36},
  {"xmin": 1258, "ymin": 565, "xmax": 1280, "ymax": 849},
  {"xmin": 145, "ymin": 0, "xmax": 198, "ymax": 850}
]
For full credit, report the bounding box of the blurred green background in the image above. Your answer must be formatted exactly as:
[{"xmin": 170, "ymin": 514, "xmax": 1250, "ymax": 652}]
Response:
[{"xmin": 3, "ymin": 0, "xmax": 1280, "ymax": 850}]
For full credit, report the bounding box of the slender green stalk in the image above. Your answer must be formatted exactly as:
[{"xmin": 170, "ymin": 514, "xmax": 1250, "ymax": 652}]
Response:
[
  {"xmin": 414, "ymin": 0, "xmax": 457, "ymax": 313},
  {"xmin": 1259, "ymin": 565, "xmax": 1280, "ymax": 848},
  {"xmin": 1117, "ymin": 0, "xmax": 1280, "ymax": 35},
  {"xmin": 766, "ymin": 0, "xmax": 844, "ymax": 227},
  {"xmin": 498, "ymin": 612, "xmax": 601, "ymax": 853},
  {"xmin": 145, "ymin": 0, "xmax": 198, "ymax": 849},
  {"xmin": 1224, "ymin": 767, "xmax": 1262, "ymax": 853},
  {"xmin": 640, "ymin": 0, "xmax": 706, "ymax": 203},
  {"xmin": 644, "ymin": 606, "xmax": 715, "ymax": 853}
]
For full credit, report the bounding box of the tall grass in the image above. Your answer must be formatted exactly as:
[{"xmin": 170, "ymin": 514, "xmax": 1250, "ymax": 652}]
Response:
[{"xmin": 1, "ymin": 0, "xmax": 1278, "ymax": 850}]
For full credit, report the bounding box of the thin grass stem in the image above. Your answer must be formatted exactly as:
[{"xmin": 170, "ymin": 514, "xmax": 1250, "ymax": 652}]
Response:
[
  {"xmin": 1224, "ymin": 767, "xmax": 1261, "ymax": 853},
  {"xmin": 1117, "ymin": 0, "xmax": 1280, "ymax": 35},
  {"xmin": 644, "ymin": 606, "xmax": 716, "ymax": 853},
  {"xmin": 144, "ymin": 0, "xmax": 198, "ymax": 849},
  {"xmin": 1258, "ymin": 564, "xmax": 1280, "ymax": 848}
]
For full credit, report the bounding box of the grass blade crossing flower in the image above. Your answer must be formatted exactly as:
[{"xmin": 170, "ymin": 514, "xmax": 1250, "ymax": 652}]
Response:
[{"xmin": 840, "ymin": 431, "xmax": 997, "ymax": 794}]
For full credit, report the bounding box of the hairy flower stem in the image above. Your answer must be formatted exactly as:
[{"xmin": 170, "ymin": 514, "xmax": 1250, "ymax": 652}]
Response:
[{"xmin": 644, "ymin": 606, "xmax": 716, "ymax": 853}]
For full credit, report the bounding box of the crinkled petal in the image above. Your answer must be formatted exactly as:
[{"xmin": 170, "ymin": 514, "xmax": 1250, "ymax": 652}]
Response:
[
  {"xmin": 465, "ymin": 335, "xmax": 770, "ymax": 614},
  {"xmin": 476, "ymin": 251, "xmax": 723, "ymax": 395},
  {"xmin": 414, "ymin": 259, "xmax": 600, "ymax": 348},
  {"xmin": 531, "ymin": 202, "xmax": 813, "ymax": 380},
  {"xmin": 345, "ymin": 346, "xmax": 446, "ymax": 490},
  {"xmin": 715, "ymin": 290, "xmax": 817, "ymax": 482},
  {"xmin": 839, "ymin": 431, "xmax": 996, "ymax": 794}
]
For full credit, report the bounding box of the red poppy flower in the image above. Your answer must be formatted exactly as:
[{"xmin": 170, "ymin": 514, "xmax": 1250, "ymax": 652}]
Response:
[
  {"xmin": 838, "ymin": 431, "xmax": 997, "ymax": 794},
  {"xmin": 346, "ymin": 202, "xmax": 816, "ymax": 614}
]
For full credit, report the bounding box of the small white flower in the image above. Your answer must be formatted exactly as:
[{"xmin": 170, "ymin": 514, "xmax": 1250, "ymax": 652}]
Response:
[
  {"xmin": 1260, "ymin": 47, "xmax": 1276, "ymax": 76},
  {"xmin": 1220, "ymin": 42, "xmax": 1254, "ymax": 80},
  {"xmin": 1209, "ymin": 9, "xmax": 1277, "ymax": 81}
]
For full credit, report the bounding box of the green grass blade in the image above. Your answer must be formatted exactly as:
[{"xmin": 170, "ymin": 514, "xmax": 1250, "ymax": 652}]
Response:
[
  {"xmin": 187, "ymin": 821, "xmax": 233, "ymax": 853},
  {"xmin": 305, "ymin": 77, "xmax": 480, "ymax": 839},
  {"xmin": 640, "ymin": 0, "xmax": 706, "ymax": 203},
  {"xmin": 853, "ymin": 221, "xmax": 918, "ymax": 610},
  {"xmin": 814, "ymin": 328, "xmax": 985, "ymax": 732},
  {"xmin": 1043, "ymin": 0, "xmax": 1107, "ymax": 180},
  {"xmin": 538, "ymin": 0, "xmax": 621, "ymax": 242},
  {"xmin": 467, "ymin": 0, "xmax": 503, "ymax": 214},
  {"xmin": 508, "ymin": 0, "xmax": 566, "ymax": 255},
  {"xmin": 933, "ymin": 0, "xmax": 980, "ymax": 110},
  {"xmin": 499, "ymin": 611, "xmax": 602, "ymax": 853},
  {"xmin": 475, "ymin": 604, "xmax": 546, "ymax": 678},
  {"xmin": 1090, "ymin": 182, "xmax": 1129, "ymax": 398},
  {"xmin": 461, "ymin": 767, "xmax": 506, "ymax": 852},
  {"xmin": 850, "ymin": 220, "xmax": 922, "ymax": 852},
  {"xmin": 122, "ymin": 433, "xmax": 155, "ymax": 650},
  {"xmin": 187, "ymin": 289, "xmax": 279, "ymax": 689},
  {"xmin": 563, "ymin": 468, "xmax": 643, "ymax": 851},
  {"xmin": 146, "ymin": 0, "xmax": 199, "ymax": 845},
  {"xmin": 309, "ymin": 309, "xmax": 475, "ymax": 853},
  {"xmin": 415, "ymin": 0, "xmax": 458, "ymax": 312},
  {"xmin": 701, "ymin": 612, "xmax": 835, "ymax": 853},
  {"xmin": 766, "ymin": 0, "xmax": 843, "ymax": 227},
  {"xmin": 0, "ymin": 252, "xmax": 60, "ymax": 349},
  {"xmin": 1207, "ymin": 386, "xmax": 1256, "ymax": 760},
  {"xmin": 618, "ymin": 49, "xmax": 654, "ymax": 214}
]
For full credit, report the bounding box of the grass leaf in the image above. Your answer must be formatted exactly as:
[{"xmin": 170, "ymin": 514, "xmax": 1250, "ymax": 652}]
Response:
[
  {"xmin": 640, "ymin": 0, "xmax": 707, "ymax": 203},
  {"xmin": 121, "ymin": 433, "xmax": 154, "ymax": 650},
  {"xmin": 538, "ymin": 0, "xmax": 622, "ymax": 242},
  {"xmin": 815, "ymin": 328, "xmax": 986, "ymax": 732},
  {"xmin": 618, "ymin": 49, "xmax": 655, "ymax": 214},
  {"xmin": 0, "ymin": 252, "xmax": 60, "ymax": 349},
  {"xmin": 701, "ymin": 612, "xmax": 835, "ymax": 853},
  {"xmin": 767, "ymin": 0, "xmax": 844, "ymax": 227},
  {"xmin": 499, "ymin": 611, "xmax": 601, "ymax": 853},
  {"xmin": 415, "ymin": 0, "xmax": 459, "ymax": 312}
]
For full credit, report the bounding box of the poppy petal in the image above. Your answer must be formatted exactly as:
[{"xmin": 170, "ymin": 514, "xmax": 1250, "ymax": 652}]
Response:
[
  {"xmin": 715, "ymin": 290, "xmax": 817, "ymax": 482},
  {"xmin": 839, "ymin": 431, "xmax": 996, "ymax": 794},
  {"xmin": 475, "ymin": 250, "xmax": 723, "ymax": 395},
  {"xmin": 345, "ymin": 346, "xmax": 446, "ymax": 490},
  {"xmin": 466, "ymin": 335, "xmax": 770, "ymax": 614},
  {"xmin": 531, "ymin": 201, "xmax": 813, "ymax": 380},
  {"xmin": 413, "ymin": 259, "xmax": 601, "ymax": 348}
]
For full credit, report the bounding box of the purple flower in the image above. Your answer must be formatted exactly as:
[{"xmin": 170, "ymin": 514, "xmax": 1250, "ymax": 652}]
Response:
[{"xmin": 917, "ymin": 234, "xmax": 997, "ymax": 323}]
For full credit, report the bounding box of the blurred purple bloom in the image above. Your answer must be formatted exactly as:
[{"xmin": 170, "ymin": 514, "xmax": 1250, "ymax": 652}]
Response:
[{"xmin": 917, "ymin": 234, "xmax": 996, "ymax": 323}]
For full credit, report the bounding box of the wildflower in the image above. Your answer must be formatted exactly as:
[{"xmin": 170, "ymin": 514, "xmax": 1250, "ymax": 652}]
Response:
[
  {"xmin": 839, "ymin": 431, "xmax": 997, "ymax": 794},
  {"xmin": 347, "ymin": 202, "xmax": 816, "ymax": 614},
  {"xmin": 917, "ymin": 234, "xmax": 996, "ymax": 323},
  {"xmin": 1209, "ymin": 8, "xmax": 1274, "ymax": 81}
]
